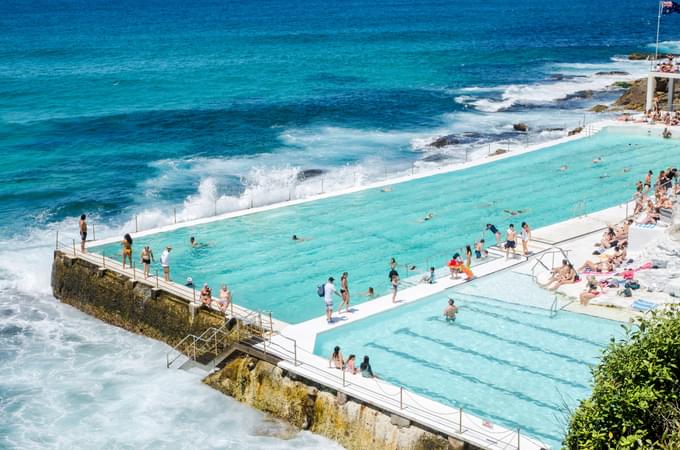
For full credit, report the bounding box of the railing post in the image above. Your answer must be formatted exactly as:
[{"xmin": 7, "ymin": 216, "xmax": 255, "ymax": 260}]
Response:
[
  {"xmin": 214, "ymin": 199, "xmax": 217, "ymax": 216},
  {"xmin": 135, "ymin": 214, "xmax": 138, "ymax": 232},
  {"xmin": 55, "ymin": 231, "xmax": 59, "ymax": 250},
  {"xmin": 250, "ymin": 196, "xmax": 254, "ymax": 209},
  {"xmin": 92, "ymin": 223, "xmax": 95, "ymax": 241},
  {"xmin": 465, "ymin": 148, "xmax": 469, "ymax": 162},
  {"xmin": 411, "ymin": 162, "xmax": 414, "ymax": 175},
  {"xmin": 517, "ymin": 428, "xmax": 521, "ymax": 449},
  {"xmin": 321, "ymin": 177, "xmax": 324, "ymax": 194},
  {"xmin": 192, "ymin": 286, "xmax": 196, "ymax": 302},
  {"xmin": 102, "ymin": 252, "xmax": 105, "ymax": 268},
  {"xmin": 132, "ymin": 261, "xmax": 136, "ymax": 280},
  {"xmin": 155, "ymin": 270, "xmax": 159, "ymax": 288},
  {"xmin": 269, "ymin": 311, "xmax": 274, "ymax": 337},
  {"xmin": 173, "ymin": 207, "xmax": 177, "ymax": 224},
  {"xmin": 399, "ymin": 387, "xmax": 403, "ymax": 409},
  {"xmin": 342, "ymin": 365, "xmax": 346, "ymax": 387},
  {"xmin": 72, "ymin": 239, "xmax": 76, "ymax": 256},
  {"xmin": 294, "ymin": 340, "xmax": 298, "ymax": 366},
  {"xmin": 459, "ymin": 408, "xmax": 463, "ymax": 433}
]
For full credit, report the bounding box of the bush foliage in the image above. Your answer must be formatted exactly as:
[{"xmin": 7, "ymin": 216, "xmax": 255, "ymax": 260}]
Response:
[{"xmin": 564, "ymin": 308, "xmax": 680, "ymax": 449}]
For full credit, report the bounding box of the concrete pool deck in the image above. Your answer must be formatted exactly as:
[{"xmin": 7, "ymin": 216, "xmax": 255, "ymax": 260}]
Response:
[{"xmin": 71, "ymin": 120, "xmax": 680, "ymax": 449}]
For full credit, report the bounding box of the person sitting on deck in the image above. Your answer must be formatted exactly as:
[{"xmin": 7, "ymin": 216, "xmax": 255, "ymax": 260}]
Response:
[
  {"xmin": 200, "ymin": 283, "xmax": 212, "ymax": 307},
  {"xmin": 420, "ymin": 267, "xmax": 436, "ymax": 284},
  {"xmin": 578, "ymin": 256, "xmax": 615, "ymax": 274},
  {"xmin": 579, "ymin": 276, "xmax": 603, "ymax": 306},
  {"xmin": 448, "ymin": 253, "xmax": 463, "ymax": 279},
  {"xmin": 360, "ymin": 355, "xmax": 376, "ymax": 378},
  {"xmin": 546, "ymin": 263, "xmax": 577, "ymax": 291},
  {"xmin": 345, "ymin": 354, "xmax": 359, "ymax": 375},
  {"xmin": 328, "ymin": 346, "xmax": 344, "ymax": 369},
  {"xmin": 474, "ymin": 240, "xmax": 488, "ymax": 259},
  {"xmin": 540, "ymin": 259, "xmax": 569, "ymax": 287}
]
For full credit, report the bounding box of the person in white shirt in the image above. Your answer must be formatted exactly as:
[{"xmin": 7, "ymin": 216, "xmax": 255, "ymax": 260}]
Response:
[
  {"xmin": 324, "ymin": 277, "xmax": 340, "ymax": 323},
  {"xmin": 160, "ymin": 246, "xmax": 172, "ymax": 281}
]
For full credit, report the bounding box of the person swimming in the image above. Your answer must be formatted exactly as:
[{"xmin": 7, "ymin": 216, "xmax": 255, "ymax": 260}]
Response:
[
  {"xmin": 504, "ymin": 209, "xmax": 528, "ymax": 217},
  {"xmin": 421, "ymin": 212, "xmax": 434, "ymax": 222},
  {"xmin": 559, "ymin": 164, "xmax": 568, "ymax": 171},
  {"xmin": 599, "ymin": 173, "xmax": 609, "ymax": 179},
  {"xmin": 381, "ymin": 186, "xmax": 393, "ymax": 192},
  {"xmin": 189, "ymin": 237, "xmax": 208, "ymax": 248},
  {"xmin": 592, "ymin": 156, "xmax": 603, "ymax": 164}
]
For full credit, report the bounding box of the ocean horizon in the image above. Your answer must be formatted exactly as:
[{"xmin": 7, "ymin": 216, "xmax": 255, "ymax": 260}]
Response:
[{"xmin": 1, "ymin": 0, "xmax": 678, "ymax": 447}]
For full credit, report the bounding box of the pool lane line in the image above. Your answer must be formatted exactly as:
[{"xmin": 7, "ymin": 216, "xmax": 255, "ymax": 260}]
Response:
[
  {"xmin": 366, "ymin": 342, "xmax": 565, "ymax": 413},
  {"xmin": 394, "ymin": 327, "xmax": 589, "ymax": 390},
  {"xmin": 422, "ymin": 317, "xmax": 594, "ymax": 367},
  {"xmin": 451, "ymin": 302, "xmax": 609, "ymax": 348},
  {"xmin": 374, "ymin": 373, "xmax": 563, "ymax": 447}
]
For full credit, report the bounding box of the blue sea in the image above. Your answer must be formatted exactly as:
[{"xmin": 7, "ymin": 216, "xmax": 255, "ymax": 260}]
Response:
[{"xmin": 1, "ymin": 0, "xmax": 678, "ymax": 448}]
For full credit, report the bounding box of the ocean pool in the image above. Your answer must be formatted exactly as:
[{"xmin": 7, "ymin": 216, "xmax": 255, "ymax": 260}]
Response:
[
  {"xmin": 314, "ymin": 271, "xmax": 626, "ymax": 448},
  {"xmin": 92, "ymin": 127, "xmax": 680, "ymax": 323}
]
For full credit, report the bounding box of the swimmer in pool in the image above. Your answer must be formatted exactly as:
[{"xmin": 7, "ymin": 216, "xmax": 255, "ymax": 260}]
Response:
[
  {"xmin": 504, "ymin": 209, "xmax": 528, "ymax": 217},
  {"xmin": 592, "ymin": 156, "xmax": 603, "ymax": 164},
  {"xmin": 420, "ymin": 212, "xmax": 434, "ymax": 222},
  {"xmin": 599, "ymin": 173, "xmax": 609, "ymax": 179},
  {"xmin": 623, "ymin": 167, "xmax": 631, "ymax": 173},
  {"xmin": 559, "ymin": 164, "xmax": 568, "ymax": 171},
  {"xmin": 381, "ymin": 186, "xmax": 393, "ymax": 192},
  {"xmin": 292, "ymin": 234, "xmax": 310, "ymax": 242},
  {"xmin": 189, "ymin": 237, "xmax": 209, "ymax": 248}
]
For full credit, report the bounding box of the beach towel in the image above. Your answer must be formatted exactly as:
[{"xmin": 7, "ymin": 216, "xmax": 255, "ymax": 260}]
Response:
[{"xmin": 632, "ymin": 299, "xmax": 658, "ymax": 312}]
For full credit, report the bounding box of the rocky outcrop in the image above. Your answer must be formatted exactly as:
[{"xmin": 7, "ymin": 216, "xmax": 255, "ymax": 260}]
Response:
[
  {"xmin": 590, "ymin": 104, "xmax": 608, "ymax": 113},
  {"xmin": 428, "ymin": 135, "xmax": 460, "ymax": 148},
  {"xmin": 51, "ymin": 251, "xmax": 225, "ymax": 346},
  {"xmin": 568, "ymin": 127, "xmax": 583, "ymax": 136},
  {"xmin": 204, "ymin": 355, "xmax": 475, "ymax": 450},
  {"xmin": 595, "ymin": 71, "xmax": 629, "ymax": 76},
  {"xmin": 513, "ymin": 123, "xmax": 528, "ymax": 132},
  {"xmin": 297, "ymin": 169, "xmax": 324, "ymax": 181}
]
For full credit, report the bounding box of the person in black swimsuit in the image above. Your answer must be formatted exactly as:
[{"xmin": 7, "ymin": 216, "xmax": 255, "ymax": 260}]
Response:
[{"xmin": 486, "ymin": 223, "xmax": 502, "ymax": 247}]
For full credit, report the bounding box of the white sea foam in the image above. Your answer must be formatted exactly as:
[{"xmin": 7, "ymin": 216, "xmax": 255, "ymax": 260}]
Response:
[
  {"xmin": 648, "ymin": 40, "xmax": 680, "ymax": 54},
  {"xmin": 457, "ymin": 58, "xmax": 649, "ymax": 113}
]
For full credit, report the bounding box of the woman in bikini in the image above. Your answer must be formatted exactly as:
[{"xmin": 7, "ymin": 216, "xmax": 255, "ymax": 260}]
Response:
[
  {"xmin": 338, "ymin": 272, "xmax": 350, "ymax": 314},
  {"xmin": 328, "ymin": 346, "xmax": 344, "ymax": 369},
  {"xmin": 200, "ymin": 283, "xmax": 212, "ymax": 307},
  {"xmin": 121, "ymin": 233, "xmax": 133, "ymax": 269}
]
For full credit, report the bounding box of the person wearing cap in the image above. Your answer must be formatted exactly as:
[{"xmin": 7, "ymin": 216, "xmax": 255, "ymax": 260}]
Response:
[
  {"xmin": 323, "ymin": 277, "xmax": 341, "ymax": 323},
  {"xmin": 160, "ymin": 246, "xmax": 172, "ymax": 281},
  {"xmin": 185, "ymin": 277, "xmax": 194, "ymax": 287}
]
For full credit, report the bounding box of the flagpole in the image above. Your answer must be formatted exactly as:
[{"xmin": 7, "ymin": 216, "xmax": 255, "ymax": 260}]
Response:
[{"xmin": 656, "ymin": 0, "xmax": 663, "ymax": 63}]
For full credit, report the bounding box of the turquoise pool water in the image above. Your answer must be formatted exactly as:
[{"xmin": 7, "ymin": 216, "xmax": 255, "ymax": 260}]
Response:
[
  {"xmin": 93, "ymin": 127, "xmax": 680, "ymax": 323},
  {"xmin": 314, "ymin": 271, "xmax": 625, "ymax": 448}
]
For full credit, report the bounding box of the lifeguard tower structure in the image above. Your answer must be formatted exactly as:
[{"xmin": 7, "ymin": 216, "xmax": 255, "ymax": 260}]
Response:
[{"xmin": 645, "ymin": 69, "xmax": 680, "ymax": 113}]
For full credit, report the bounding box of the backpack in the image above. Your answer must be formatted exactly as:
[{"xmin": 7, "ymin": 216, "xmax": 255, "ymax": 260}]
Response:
[{"xmin": 317, "ymin": 284, "xmax": 325, "ymax": 297}]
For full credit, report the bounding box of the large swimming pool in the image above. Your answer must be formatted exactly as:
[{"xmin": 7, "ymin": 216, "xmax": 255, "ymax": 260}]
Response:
[
  {"xmin": 314, "ymin": 271, "xmax": 625, "ymax": 448},
  {"xmin": 93, "ymin": 127, "xmax": 680, "ymax": 323}
]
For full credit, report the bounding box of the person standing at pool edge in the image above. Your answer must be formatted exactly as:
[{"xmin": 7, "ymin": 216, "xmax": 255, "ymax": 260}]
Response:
[
  {"xmin": 339, "ymin": 272, "xmax": 350, "ymax": 314},
  {"xmin": 79, "ymin": 214, "xmax": 87, "ymax": 252},
  {"xmin": 121, "ymin": 234, "xmax": 133, "ymax": 269},
  {"xmin": 140, "ymin": 245, "xmax": 154, "ymax": 278},
  {"xmin": 160, "ymin": 246, "xmax": 172, "ymax": 281},
  {"xmin": 505, "ymin": 224, "xmax": 517, "ymax": 259},
  {"xmin": 324, "ymin": 277, "xmax": 340, "ymax": 323},
  {"xmin": 521, "ymin": 222, "xmax": 531, "ymax": 256}
]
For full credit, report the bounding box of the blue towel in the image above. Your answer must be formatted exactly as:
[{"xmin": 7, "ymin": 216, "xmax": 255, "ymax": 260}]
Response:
[{"xmin": 632, "ymin": 299, "xmax": 657, "ymax": 312}]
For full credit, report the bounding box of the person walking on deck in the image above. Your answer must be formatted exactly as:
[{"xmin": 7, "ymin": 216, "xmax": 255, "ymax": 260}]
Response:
[
  {"xmin": 160, "ymin": 246, "xmax": 172, "ymax": 281},
  {"xmin": 79, "ymin": 214, "xmax": 87, "ymax": 252},
  {"xmin": 324, "ymin": 277, "xmax": 341, "ymax": 323}
]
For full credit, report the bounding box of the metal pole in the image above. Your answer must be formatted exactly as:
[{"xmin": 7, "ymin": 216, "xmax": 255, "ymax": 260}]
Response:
[
  {"xmin": 656, "ymin": 1, "xmax": 663, "ymax": 62},
  {"xmin": 132, "ymin": 261, "xmax": 136, "ymax": 280},
  {"xmin": 465, "ymin": 148, "xmax": 469, "ymax": 162},
  {"xmin": 269, "ymin": 311, "xmax": 274, "ymax": 336},
  {"xmin": 102, "ymin": 252, "xmax": 105, "ymax": 268},
  {"xmin": 459, "ymin": 408, "xmax": 463, "ymax": 433},
  {"xmin": 173, "ymin": 207, "xmax": 177, "ymax": 224},
  {"xmin": 342, "ymin": 365, "xmax": 346, "ymax": 386},
  {"xmin": 55, "ymin": 230, "xmax": 59, "ymax": 250},
  {"xmin": 92, "ymin": 223, "xmax": 95, "ymax": 241},
  {"xmin": 294, "ymin": 342, "xmax": 298, "ymax": 366},
  {"xmin": 399, "ymin": 387, "xmax": 403, "ymax": 409},
  {"xmin": 155, "ymin": 270, "xmax": 159, "ymax": 288},
  {"xmin": 135, "ymin": 215, "xmax": 138, "ymax": 232},
  {"xmin": 517, "ymin": 428, "xmax": 521, "ymax": 450},
  {"xmin": 214, "ymin": 199, "xmax": 217, "ymax": 216},
  {"xmin": 72, "ymin": 239, "xmax": 76, "ymax": 256},
  {"xmin": 411, "ymin": 162, "xmax": 414, "ymax": 175},
  {"xmin": 250, "ymin": 197, "xmax": 254, "ymax": 209},
  {"xmin": 321, "ymin": 177, "xmax": 324, "ymax": 193}
]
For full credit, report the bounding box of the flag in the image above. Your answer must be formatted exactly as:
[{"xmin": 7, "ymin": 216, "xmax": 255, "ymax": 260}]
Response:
[{"xmin": 662, "ymin": 1, "xmax": 680, "ymax": 14}]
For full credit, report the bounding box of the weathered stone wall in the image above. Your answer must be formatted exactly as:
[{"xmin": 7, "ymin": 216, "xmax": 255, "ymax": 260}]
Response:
[
  {"xmin": 51, "ymin": 251, "xmax": 224, "ymax": 346},
  {"xmin": 205, "ymin": 355, "xmax": 478, "ymax": 450}
]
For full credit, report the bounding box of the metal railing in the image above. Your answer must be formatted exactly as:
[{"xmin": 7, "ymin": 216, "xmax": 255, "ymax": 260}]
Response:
[{"xmin": 262, "ymin": 336, "xmax": 545, "ymax": 450}]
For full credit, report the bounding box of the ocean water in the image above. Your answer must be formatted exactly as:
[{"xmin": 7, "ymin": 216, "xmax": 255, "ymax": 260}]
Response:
[{"xmin": 1, "ymin": 0, "xmax": 679, "ymax": 447}]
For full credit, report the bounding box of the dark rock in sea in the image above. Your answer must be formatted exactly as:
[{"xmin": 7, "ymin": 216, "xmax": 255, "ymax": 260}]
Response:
[
  {"xmin": 513, "ymin": 123, "xmax": 528, "ymax": 132},
  {"xmin": 422, "ymin": 154, "xmax": 448, "ymax": 162},
  {"xmin": 590, "ymin": 104, "xmax": 608, "ymax": 113},
  {"xmin": 461, "ymin": 131, "xmax": 482, "ymax": 138},
  {"xmin": 428, "ymin": 134, "xmax": 460, "ymax": 148},
  {"xmin": 550, "ymin": 74, "xmax": 587, "ymax": 80},
  {"xmin": 627, "ymin": 52, "xmax": 675, "ymax": 61},
  {"xmin": 568, "ymin": 127, "xmax": 583, "ymax": 136},
  {"xmin": 595, "ymin": 71, "xmax": 630, "ymax": 76},
  {"xmin": 565, "ymin": 90, "xmax": 594, "ymax": 100},
  {"xmin": 296, "ymin": 169, "xmax": 324, "ymax": 181},
  {"xmin": 611, "ymin": 81, "xmax": 631, "ymax": 89},
  {"xmin": 543, "ymin": 127, "xmax": 565, "ymax": 132},
  {"xmin": 489, "ymin": 149, "xmax": 509, "ymax": 157}
]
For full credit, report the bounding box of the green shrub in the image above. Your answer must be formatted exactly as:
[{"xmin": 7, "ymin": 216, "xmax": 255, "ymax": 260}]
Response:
[{"xmin": 564, "ymin": 308, "xmax": 680, "ymax": 449}]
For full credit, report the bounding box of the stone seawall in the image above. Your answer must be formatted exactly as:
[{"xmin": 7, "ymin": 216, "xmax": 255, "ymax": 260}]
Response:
[
  {"xmin": 51, "ymin": 250, "xmax": 225, "ymax": 346},
  {"xmin": 205, "ymin": 354, "xmax": 479, "ymax": 450}
]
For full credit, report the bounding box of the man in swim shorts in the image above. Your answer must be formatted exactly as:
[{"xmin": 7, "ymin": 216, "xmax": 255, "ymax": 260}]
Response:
[
  {"xmin": 160, "ymin": 246, "xmax": 172, "ymax": 281},
  {"xmin": 323, "ymin": 277, "xmax": 340, "ymax": 323},
  {"xmin": 505, "ymin": 224, "xmax": 517, "ymax": 259}
]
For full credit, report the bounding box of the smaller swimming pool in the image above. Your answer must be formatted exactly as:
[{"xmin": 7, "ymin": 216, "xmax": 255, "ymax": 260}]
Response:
[{"xmin": 313, "ymin": 271, "xmax": 624, "ymax": 448}]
